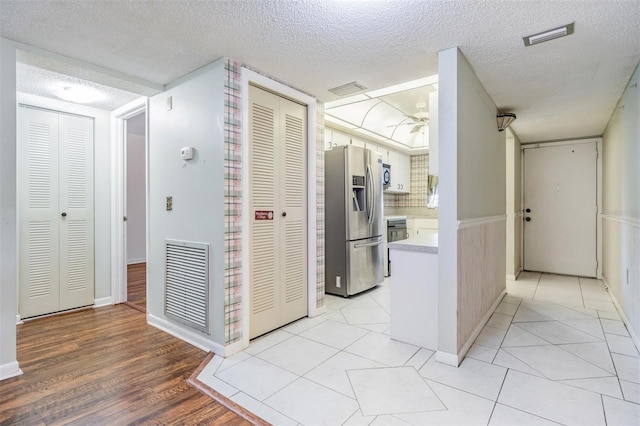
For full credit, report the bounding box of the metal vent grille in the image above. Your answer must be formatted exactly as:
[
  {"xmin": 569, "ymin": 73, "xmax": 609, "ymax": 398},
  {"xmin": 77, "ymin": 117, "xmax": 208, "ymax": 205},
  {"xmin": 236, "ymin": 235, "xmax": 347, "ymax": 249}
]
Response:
[{"xmin": 164, "ymin": 239, "xmax": 209, "ymax": 333}]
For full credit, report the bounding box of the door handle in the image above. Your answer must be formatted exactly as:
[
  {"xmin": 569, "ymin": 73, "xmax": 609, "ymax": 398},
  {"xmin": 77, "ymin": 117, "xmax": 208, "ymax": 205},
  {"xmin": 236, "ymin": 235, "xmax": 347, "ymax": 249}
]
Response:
[
  {"xmin": 354, "ymin": 240, "xmax": 382, "ymax": 249},
  {"xmin": 525, "ymin": 217, "xmax": 531, "ymax": 222},
  {"xmin": 282, "ymin": 211, "xmax": 287, "ymax": 217},
  {"xmin": 525, "ymin": 208, "xmax": 531, "ymax": 213},
  {"xmin": 61, "ymin": 212, "xmax": 67, "ymax": 217}
]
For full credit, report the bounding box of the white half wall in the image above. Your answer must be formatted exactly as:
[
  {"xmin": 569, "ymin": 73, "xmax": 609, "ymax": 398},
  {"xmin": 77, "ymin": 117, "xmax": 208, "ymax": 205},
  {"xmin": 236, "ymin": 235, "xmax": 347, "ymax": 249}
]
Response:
[
  {"xmin": 0, "ymin": 37, "xmax": 21, "ymax": 380},
  {"xmin": 602, "ymin": 62, "xmax": 640, "ymax": 346},
  {"xmin": 148, "ymin": 60, "xmax": 225, "ymax": 347},
  {"xmin": 438, "ymin": 47, "xmax": 507, "ymax": 364}
]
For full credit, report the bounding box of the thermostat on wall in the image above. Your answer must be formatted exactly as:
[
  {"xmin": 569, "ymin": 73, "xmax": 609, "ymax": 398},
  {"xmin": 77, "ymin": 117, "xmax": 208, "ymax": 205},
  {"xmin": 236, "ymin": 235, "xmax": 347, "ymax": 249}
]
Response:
[{"xmin": 180, "ymin": 146, "xmax": 194, "ymax": 160}]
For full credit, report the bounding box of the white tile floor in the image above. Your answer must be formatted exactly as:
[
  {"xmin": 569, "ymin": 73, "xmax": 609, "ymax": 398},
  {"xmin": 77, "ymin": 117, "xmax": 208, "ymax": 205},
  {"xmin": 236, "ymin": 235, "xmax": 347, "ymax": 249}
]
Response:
[{"xmin": 198, "ymin": 273, "xmax": 640, "ymax": 425}]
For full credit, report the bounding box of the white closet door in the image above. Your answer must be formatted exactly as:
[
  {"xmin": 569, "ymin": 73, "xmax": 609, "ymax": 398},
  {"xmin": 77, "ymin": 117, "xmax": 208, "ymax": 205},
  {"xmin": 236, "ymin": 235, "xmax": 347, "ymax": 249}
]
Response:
[
  {"xmin": 249, "ymin": 86, "xmax": 280, "ymax": 338},
  {"xmin": 248, "ymin": 85, "xmax": 307, "ymax": 339},
  {"xmin": 279, "ymin": 97, "xmax": 307, "ymax": 324},
  {"xmin": 18, "ymin": 108, "xmax": 61, "ymax": 318},
  {"xmin": 18, "ymin": 107, "xmax": 94, "ymax": 318},
  {"xmin": 58, "ymin": 114, "xmax": 95, "ymax": 310}
]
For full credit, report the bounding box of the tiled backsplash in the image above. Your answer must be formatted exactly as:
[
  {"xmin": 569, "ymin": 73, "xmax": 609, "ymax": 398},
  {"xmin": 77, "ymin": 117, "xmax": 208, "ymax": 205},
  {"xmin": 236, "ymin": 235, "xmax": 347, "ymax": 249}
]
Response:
[{"xmin": 384, "ymin": 154, "xmax": 438, "ymax": 217}]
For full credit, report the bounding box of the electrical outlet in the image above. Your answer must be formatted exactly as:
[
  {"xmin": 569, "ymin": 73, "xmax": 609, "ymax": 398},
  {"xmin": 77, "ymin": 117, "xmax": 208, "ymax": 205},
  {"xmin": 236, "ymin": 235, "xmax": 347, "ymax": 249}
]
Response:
[{"xmin": 166, "ymin": 196, "xmax": 173, "ymax": 211}]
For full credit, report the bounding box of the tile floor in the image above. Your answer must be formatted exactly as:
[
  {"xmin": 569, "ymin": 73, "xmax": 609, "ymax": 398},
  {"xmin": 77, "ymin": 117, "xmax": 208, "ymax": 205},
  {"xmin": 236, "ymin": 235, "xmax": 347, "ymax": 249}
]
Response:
[{"xmin": 198, "ymin": 272, "xmax": 640, "ymax": 425}]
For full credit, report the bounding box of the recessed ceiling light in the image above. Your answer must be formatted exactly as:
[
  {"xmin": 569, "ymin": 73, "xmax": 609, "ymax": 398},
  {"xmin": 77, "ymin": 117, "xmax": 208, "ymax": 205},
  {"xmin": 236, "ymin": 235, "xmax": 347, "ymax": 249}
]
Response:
[
  {"xmin": 55, "ymin": 85, "xmax": 105, "ymax": 104},
  {"xmin": 523, "ymin": 22, "xmax": 574, "ymax": 47},
  {"xmin": 328, "ymin": 81, "xmax": 368, "ymax": 97}
]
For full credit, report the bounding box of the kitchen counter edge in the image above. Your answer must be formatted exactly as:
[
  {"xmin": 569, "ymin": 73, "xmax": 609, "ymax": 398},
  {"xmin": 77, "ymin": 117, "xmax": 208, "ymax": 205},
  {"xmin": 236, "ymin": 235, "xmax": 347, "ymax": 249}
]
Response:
[{"xmin": 388, "ymin": 233, "xmax": 438, "ymax": 253}]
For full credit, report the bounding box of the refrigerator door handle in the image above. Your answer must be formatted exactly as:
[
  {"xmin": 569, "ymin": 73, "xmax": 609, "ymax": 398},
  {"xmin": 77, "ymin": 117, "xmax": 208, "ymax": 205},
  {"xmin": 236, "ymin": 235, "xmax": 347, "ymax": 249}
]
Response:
[
  {"xmin": 354, "ymin": 240, "xmax": 383, "ymax": 249},
  {"xmin": 366, "ymin": 164, "xmax": 375, "ymax": 225}
]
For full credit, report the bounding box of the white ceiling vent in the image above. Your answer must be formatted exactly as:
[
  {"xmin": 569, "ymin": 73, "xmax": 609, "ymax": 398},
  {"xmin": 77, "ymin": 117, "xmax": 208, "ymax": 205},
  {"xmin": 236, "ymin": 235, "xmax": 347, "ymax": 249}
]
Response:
[
  {"xmin": 164, "ymin": 239, "xmax": 209, "ymax": 333},
  {"xmin": 523, "ymin": 22, "xmax": 574, "ymax": 47},
  {"xmin": 328, "ymin": 81, "xmax": 368, "ymax": 97}
]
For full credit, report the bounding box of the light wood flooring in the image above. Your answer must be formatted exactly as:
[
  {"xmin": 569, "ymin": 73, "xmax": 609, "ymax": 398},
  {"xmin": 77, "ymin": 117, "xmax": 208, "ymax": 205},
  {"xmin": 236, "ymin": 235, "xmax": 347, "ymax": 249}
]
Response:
[
  {"xmin": 0, "ymin": 305, "xmax": 251, "ymax": 425},
  {"xmin": 126, "ymin": 262, "xmax": 147, "ymax": 313}
]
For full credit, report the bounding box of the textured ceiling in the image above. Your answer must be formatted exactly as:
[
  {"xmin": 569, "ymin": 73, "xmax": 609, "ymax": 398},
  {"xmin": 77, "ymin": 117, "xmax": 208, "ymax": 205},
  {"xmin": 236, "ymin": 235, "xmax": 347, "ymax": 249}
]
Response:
[{"xmin": 1, "ymin": 0, "xmax": 639, "ymax": 142}]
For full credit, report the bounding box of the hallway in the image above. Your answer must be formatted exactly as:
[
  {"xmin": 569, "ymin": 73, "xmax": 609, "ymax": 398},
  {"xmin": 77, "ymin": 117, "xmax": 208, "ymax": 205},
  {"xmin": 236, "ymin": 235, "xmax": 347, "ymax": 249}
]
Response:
[{"xmin": 195, "ymin": 273, "xmax": 640, "ymax": 425}]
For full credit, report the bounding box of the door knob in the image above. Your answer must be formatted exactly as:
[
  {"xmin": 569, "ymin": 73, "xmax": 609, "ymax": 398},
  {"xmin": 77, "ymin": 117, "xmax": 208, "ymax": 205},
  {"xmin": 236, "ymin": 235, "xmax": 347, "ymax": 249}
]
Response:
[
  {"xmin": 525, "ymin": 217, "xmax": 531, "ymax": 222},
  {"xmin": 123, "ymin": 216, "xmax": 128, "ymax": 222},
  {"xmin": 525, "ymin": 208, "xmax": 531, "ymax": 213},
  {"xmin": 282, "ymin": 212, "xmax": 287, "ymax": 217},
  {"xmin": 61, "ymin": 212, "xmax": 67, "ymax": 217}
]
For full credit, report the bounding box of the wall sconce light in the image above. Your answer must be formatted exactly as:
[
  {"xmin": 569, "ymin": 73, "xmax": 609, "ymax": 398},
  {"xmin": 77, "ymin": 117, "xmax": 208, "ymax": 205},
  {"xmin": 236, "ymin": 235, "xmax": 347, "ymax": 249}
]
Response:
[{"xmin": 497, "ymin": 113, "xmax": 517, "ymax": 132}]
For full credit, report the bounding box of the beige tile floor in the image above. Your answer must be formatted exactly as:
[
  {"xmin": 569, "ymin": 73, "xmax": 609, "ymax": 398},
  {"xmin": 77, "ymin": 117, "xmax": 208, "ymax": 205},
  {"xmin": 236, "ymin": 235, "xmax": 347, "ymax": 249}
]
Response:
[{"xmin": 198, "ymin": 273, "xmax": 640, "ymax": 425}]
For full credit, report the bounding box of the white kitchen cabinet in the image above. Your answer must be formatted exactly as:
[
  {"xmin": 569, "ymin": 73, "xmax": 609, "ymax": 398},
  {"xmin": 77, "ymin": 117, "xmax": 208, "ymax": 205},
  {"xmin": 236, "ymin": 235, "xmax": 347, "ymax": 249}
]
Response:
[
  {"xmin": 415, "ymin": 218, "xmax": 439, "ymax": 236},
  {"xmin": 387, "ymin": 150, "xmax": 410, "ymax": 193},
  {"xmin": 325, "ymin": 129, "xmax": 351, "ymax": 150}
]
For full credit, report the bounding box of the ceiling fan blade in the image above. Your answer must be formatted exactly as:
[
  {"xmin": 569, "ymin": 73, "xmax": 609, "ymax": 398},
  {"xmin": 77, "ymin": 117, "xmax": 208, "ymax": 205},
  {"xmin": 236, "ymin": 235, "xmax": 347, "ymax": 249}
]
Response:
[{"xmin": 410, "ymin": 124, "xmax": 423, "ymax": 133}]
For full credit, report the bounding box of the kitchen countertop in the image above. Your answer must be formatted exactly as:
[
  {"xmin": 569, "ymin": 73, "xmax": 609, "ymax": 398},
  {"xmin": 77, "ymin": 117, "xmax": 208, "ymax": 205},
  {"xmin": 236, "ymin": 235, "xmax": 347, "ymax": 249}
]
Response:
[{"xmin": 388, "ymin": 232, "xmax": 438, "ymax": 253}]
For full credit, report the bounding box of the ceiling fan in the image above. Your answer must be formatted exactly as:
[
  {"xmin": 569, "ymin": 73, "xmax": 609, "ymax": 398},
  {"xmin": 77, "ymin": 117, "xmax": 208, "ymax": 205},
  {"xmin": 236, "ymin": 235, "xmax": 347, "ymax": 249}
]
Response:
[{"xmin": 389, "ymin": 102, "xmax": 430, "ymax": 134}]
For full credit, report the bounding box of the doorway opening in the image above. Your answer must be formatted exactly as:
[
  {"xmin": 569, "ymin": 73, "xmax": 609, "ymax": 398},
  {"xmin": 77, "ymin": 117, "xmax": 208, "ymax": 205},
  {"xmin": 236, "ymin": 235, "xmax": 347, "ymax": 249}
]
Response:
[{"xmin": 123, "ymin": 112, "xmax": 147, "ymax": 312}]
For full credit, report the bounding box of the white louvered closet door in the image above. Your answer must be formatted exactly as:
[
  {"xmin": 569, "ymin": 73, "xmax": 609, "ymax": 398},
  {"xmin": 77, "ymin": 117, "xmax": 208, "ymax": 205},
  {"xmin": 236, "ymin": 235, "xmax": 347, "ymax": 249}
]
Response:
[
  {"xmin": 249, "ymin": 85, "xmax": 307, "ymax": 339},
  {"xmin": 18, "ymin": 107, "xmax": 94, "ymax": 318}
]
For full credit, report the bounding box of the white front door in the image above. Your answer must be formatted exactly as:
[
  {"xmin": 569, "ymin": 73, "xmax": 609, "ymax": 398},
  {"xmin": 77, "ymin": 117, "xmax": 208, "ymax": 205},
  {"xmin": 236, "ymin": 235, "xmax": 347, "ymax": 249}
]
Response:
[
  {"xmin": 523, "ymin": 141, "xmax": 597, "ymax": 277},
  {"xmin": 18, "ymin": 106, "xmax": 95, "ymax": 318}
]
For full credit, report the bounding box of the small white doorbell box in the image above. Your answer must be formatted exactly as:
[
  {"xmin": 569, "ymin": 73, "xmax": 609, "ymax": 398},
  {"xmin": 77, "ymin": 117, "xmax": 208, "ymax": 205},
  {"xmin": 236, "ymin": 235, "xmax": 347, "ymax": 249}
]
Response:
[{"xmin": 180, "ymin": 146, "xmax": 194, "ymax": 160}]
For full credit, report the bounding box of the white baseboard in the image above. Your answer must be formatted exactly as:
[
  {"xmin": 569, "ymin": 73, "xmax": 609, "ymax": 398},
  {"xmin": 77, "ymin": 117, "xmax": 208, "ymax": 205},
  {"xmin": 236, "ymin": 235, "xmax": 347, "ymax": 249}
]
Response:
[
  {"xmin": 0, "ymin": 361, "xmax": 23, "ymax": 381},
  {"xmin": 93, "ymin": 297, "xmax": 113, "ymax": 308},
  {"xmin": 602, "ymin": 277, "xmax": 640, "ymax": 354},
  {"xmin": 506, "ymin": 268, "xmax": 523, "ymax": 281},
  {"xmin": 437, "ymin": 289, "xmax": 507, "ymax": 367},
  {"xmin": 147, "ymin": 313, "xmax": 225, "ymax": 355},
  {"xmin": 16, "ymin": 314, "xmax": 23, "ymax": 325},
  {"xmin": 223, "ymin": 340, "xmax": 245, "ymax": 357},
  {"xmin": 127, "ymin": 259, "xmax": 146, "ymax": 265}
]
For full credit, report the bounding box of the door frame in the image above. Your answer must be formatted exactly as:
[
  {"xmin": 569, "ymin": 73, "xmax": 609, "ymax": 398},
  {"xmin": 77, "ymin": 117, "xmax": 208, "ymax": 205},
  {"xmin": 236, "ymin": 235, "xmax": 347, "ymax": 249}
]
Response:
[
  {"xmin": 521, "ymin": 138, "xmax": 603, "ymax": 278},
  {"xmin": 110, "ymin": 97, "xmax": 148, "ymax": 305},
  {"xmin": 240, "ymin": 68, "xmax": 317, "ymax": 350}
]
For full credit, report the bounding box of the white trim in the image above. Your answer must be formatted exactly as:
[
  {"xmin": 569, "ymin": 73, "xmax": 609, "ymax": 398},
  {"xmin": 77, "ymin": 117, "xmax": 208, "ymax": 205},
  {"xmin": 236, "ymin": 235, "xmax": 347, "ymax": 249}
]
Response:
[
  {"xmin": 602, "ymin": 277, "xmax": 640, "ymax": 355},
  {"xmin": 16, "ymin": 315, "xmax": 23, "ymax": 325},
  {"xmin": 147, "ymin": 313, "xmax": 225, "ymax": 355},
  {"xmin": 0, "ymin": 362, "xmax": 23, "ymax": 381},
  {"xmin": 457, "ymin": 214, "xmax": 507, "ymax": 229},
  {"xmin": 521, "ymin": 138, "xmax": 600, "ymax": 150},
  {"xmin": 110, "ymin": 97, "xmax": 148, "ymax": 305},
  {"xmin": 223, "ymin": 340, "xmax": 245, "ymax": 357},
  {"xmin": 506, "ymin": 267, "xmax": 523, "ymax": 281},
  {"xmin": 240, "ymin": 68, "xmax": 318, "ymax": 350},
  {"xmin": 602, "ymin": 214, "xmax": 640, "ymax": 229},
  {"xmin": 93, "ymin": 297, "xmax": 113, "ymax": 308},
  {"xmin": 436, "ymin": 289, "xmax": 507, "ymax": 367}
]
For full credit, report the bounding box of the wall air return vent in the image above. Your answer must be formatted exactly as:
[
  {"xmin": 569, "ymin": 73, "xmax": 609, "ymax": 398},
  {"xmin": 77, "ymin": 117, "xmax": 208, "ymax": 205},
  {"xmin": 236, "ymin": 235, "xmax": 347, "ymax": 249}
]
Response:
[{"xmin": 164, "ymin": 239, "xmax": 209, "ymax": 333}]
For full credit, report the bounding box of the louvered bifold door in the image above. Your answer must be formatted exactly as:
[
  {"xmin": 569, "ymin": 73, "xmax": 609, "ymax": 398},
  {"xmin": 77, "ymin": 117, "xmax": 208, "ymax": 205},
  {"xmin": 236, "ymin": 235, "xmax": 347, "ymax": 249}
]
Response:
[
  {"xmin": 18, "ymin": 108, "xmax": 61, "ymax": 318},
  {"xmin": 58, "ymin": 114, "xmax": 95, "ymax": 310},
  {"xmin": 249, "ymin": 85, "xmax": 280, "ymax": 338},
  {"xmin": 279, "ymin": 98, "xmax": 307, "ymax": 324}
]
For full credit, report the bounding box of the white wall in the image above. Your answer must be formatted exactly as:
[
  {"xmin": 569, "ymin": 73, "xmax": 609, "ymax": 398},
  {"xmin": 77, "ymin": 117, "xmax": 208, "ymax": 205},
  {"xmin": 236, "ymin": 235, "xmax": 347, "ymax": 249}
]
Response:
[
  {"xmin": 148, "ymin": 60, "xmax": 226, "ymax": 350},
  {"xmin": 506, "ymin": 128, "xmax": 522, "ymax": 279},
  {"xmin": 17, "ymin": 93, "xmax": 113, "ymax": 301},
  {"xmin": 126, "ymin": 129, "xmax": 146, "ymax": 264},
  {"xmin": 602, "ymin": 62, "xmax": 640, "ymax": 346},
  {"xmin": 438, "ymin": 47, "xmax": 506, "ymax": 365},
  {"xmin": 0, "ymin": 37, "xmax": 20, "ymax": 380}
]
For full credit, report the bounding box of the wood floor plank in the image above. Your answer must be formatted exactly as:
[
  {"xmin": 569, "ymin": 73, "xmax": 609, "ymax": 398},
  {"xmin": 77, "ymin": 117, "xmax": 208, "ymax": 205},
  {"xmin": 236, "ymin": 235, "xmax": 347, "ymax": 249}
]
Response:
[
  {"xmin": 0, "ymin": 305, "xmax": 251, "ymax": 425},
  {"xmin": 127, "ymin": 262, "xmax": 147, "ymax": 312}
]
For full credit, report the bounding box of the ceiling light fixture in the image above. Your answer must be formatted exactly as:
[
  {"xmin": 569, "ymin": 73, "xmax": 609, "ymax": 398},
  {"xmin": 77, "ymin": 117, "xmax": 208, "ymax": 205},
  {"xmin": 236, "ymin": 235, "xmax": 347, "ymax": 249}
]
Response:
[
  {"xmin": 523, "ymin": 22, "xmax": 574, "ymax": 46},
  {"xmin": 55, "ymin": 85, "xmax": 105, "ymax": 104},
  {"xmin": 328, "ymin": 81, "xmax": 368, "ymax": 97},
  {"xmin": 497, "ymin": 113, "xmax": 516, "ymax": 131}
]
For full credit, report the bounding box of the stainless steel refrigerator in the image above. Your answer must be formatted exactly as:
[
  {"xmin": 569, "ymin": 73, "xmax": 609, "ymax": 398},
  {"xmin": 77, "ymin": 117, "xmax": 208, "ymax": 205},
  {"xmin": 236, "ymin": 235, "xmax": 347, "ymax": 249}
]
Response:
[{"xmin": 325, "ymin": 145, "xmax": 384, "ymax": 297}]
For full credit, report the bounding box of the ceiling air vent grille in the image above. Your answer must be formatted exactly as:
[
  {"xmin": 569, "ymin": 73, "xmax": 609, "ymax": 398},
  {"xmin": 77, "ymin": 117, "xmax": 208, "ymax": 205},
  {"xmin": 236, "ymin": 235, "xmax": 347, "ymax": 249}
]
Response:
[
  {"xmin": 328, "ymin": 81, "xmax": 368, "ymax": 97},
  {"xmin": 523, "ymin": 22, "xmax": 574, "ymax": 47},
  {"xmin": 164, "ymin": 239, "xmax": 209, "ymax": 333}
]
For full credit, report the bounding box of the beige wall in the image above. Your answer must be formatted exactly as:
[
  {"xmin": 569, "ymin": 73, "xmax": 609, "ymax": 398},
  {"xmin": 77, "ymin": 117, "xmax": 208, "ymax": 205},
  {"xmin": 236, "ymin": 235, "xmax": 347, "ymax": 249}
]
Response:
[
  {"xmin": 438, "ymin": 47, "xmax": 506, "ymax": 364},
  {"xmin": 602, "ymin": 62, "xmax": 640, "ymax": 344}
]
